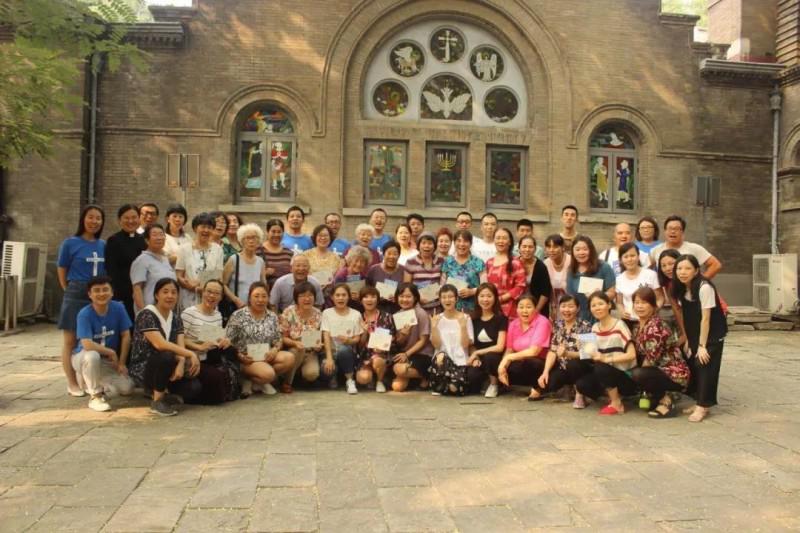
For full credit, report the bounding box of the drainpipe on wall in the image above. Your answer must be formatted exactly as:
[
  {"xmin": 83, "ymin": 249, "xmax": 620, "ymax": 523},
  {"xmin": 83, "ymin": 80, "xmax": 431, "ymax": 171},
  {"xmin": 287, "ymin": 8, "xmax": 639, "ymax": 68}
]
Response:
[
  {"xmin": 87, "ymin": 53, "xmax": 103, "ymax": 205},
  {"xmin": 770, "ymin": 85, "xmax": 782, "ymax": 255}
]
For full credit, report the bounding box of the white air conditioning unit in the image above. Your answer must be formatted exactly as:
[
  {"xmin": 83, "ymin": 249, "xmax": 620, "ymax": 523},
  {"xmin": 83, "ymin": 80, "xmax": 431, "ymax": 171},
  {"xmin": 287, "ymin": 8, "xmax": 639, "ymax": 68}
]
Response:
[
  {"xmin": 1, "ymin": 241, "xmax": 48, "ymax": 318},
  {"xmin": 752, "ymin": 254, "xmax": 798, "ymax": 314}
]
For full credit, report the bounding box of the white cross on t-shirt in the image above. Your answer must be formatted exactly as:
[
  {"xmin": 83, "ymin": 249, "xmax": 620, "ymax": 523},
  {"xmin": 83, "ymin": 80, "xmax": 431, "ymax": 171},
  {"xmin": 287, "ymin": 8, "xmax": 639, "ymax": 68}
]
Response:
[
  {"xmin": 94, "ymin": 325, "xmax": 115, "ymax": 347},
  {"xmin": 86, "ymin": 252, "xmax": 105, "ymax": 276}
]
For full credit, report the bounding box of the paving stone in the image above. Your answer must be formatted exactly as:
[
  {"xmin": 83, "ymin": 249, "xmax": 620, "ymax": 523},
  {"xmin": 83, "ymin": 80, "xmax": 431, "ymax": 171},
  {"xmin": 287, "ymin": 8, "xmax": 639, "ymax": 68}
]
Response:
[
  {"xmin": 319, "ymin": 508, "xmax": 388, "ymax": 533},
  {"xmin": 511, "ymin": 500, "xmax": 583, "ymax": 529},
  {"xmin": 140, "ymin": 452, "xmax": 209, "ymax": 488},
  {"xmin": 317, "ymin": 466, "xmax": 379, "ymax": 510},
  {"xmin": 175, "ymin": 508, "xmax": 250, "ymax": 533},
  {"xmin": 104, "ymin": 488, "xmax": 191, "ymax": 532},
  {"xmin": 0, "ymin": 437, "xmax": 74, "ymax": 466},
  {"xmin": 249, "ymin": 488, "xmax": 317, "ymax": 532},
  {"xmin": 208, "ymin": 438, "xmax": 266, "ymax": 469},
  {"xmin": 191, "ymin": 467, "xmax": 259, "ymax": 508},
  {"xmin": 377, "ymin": 487, "xmax": 456, "ymax": 532},
  {"xmin": 27, "ymin": 505, "xmax": 116, "ymax": 532},
  {"xmin": 0, "ymin": 485, "xmax": 66, "ymax": 532},
  {"xmin": 450, "ymin": 505, "xmax": 526, "ymax": 532},
  {"xmin": 371, "ymin": 458, "xmax": 430, "ymax": 488},
  {"xmin": 58, "ymin": 467, "xmax": 146, "ymax": 508},
  {"xmin": 259, "ymin": 453, "xmax": 316, "ymax": 488}
]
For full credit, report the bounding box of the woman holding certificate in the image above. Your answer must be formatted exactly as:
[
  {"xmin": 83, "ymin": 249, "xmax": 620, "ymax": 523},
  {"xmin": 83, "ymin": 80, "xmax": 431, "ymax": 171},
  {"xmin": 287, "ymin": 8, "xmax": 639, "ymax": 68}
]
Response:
[
  {"xmin": 366, "ymin": 240, "xmax": 406, "ymax": 313},
  {"xmin": 303, "ymin": 224, "xmax": 344, "ymax": 290},
  {"xmin": 175, "ymin": 213, "xmax": 225, "ymax": 311},
  {"xmin": 428, "ymin": 285, "xmax": 474, "ymax": 396},
  {"xmin": 321, "ymin": 283, "xmax": 365, "ymax": 394},
  {"xmin": 574, "ymin": 291, "xmax": 637, "ymax": 414},
  {"xmin": 280, "ymin": 281, "xmax": 323, "ymax": 392},
  {"xmin": 356, "ymin": 286, "xmax": 396, "ymax": 393},
  {"xmin": 332, "ymin": 245, "xmax": 372, "ymax": 305},
  {"xmin": 441, "ymin": 230, "xmax": 484, "ymax": 312},
  {"xmin": 403, "ymin": 233, "xmax": 444, "ymax": 315},
  {"xmin": 565, "ymin": 236, "xmax": 616, "ymax": 322},
  {"xmin": 181, "ymin": 279, "xmax": 241, "ymax": 403},
  {"xmin": 391, "ymin": 283, "xmax": 432, "ymax": 392},
  {"xmin": 129, "ymin": 278, "xmax": 203, "ymax": 416},
  {"xmin": 482, "ymin": 228, "xmax": 527, "ymax": 318},
  {"xmin": 226, "ymin": 282, "xmax": 296, "ymax": 397},
  {"xmin": 630, "ymin": 287, "xmax": 689, "ymax": 418}
]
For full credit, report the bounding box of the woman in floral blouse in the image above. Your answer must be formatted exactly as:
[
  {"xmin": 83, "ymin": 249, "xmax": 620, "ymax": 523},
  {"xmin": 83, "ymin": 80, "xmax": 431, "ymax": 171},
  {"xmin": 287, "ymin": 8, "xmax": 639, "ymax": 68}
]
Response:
[
  {"xmin": 530, "ymin": 294, "xmax": 593, "ymax": 403},
  {"xmin": 631, "ymin": 286, "xmax": 690, "ymax": 418},
  {"xmin": 441, "ymin": 229, "xmax": 484, "ymax": 312},
  {"xmin": 355, "ymin": 286, "xmax": 396, "ymax": 393},
  {"xmin": 226, "ymin": 282, "xmax": 295, "ymax": 396},
  {"xmin": 481, "ymin": 227, "xmax": 527, "ymax": 318},
  {"xmin": 280, "ymin": 281, "xmax": 323, "ymax": 392}
]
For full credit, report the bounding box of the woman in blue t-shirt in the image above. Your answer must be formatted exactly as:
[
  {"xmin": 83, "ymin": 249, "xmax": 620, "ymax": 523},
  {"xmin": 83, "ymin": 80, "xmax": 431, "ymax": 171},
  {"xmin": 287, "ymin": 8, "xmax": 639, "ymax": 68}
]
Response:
[{"xmin": 57, "ymin": 204, "xmax": 107, "ymax": 397}]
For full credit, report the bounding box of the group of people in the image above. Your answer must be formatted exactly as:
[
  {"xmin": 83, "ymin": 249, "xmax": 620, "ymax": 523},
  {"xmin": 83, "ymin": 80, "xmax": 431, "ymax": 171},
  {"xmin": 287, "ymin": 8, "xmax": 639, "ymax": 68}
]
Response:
[{"xmin": 57, "ymin": 202, "xmax": 726, "ymax": 422}]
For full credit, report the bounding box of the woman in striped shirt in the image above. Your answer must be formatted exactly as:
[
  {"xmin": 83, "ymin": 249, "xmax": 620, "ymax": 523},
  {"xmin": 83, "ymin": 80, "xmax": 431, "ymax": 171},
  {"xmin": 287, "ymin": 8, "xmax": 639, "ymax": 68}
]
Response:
[{"xmin": 403, "ymin": 233, "xmax": 444, "ymax": 315}]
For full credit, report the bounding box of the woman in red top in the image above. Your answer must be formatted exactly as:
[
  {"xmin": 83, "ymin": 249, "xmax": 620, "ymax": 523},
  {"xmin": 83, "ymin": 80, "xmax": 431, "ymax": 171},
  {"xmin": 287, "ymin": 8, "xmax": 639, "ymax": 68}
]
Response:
[{"xmin": 481, "ymin": 227, "xmax": 527, "ymax": 318}]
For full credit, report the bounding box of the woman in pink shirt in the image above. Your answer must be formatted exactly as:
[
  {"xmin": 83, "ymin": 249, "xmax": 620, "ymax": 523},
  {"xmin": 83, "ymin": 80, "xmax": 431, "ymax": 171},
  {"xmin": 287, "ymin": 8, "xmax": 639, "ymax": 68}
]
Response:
[{"xmin": 496, "ymin": 294, "xmax": 552, "ymax": 399}]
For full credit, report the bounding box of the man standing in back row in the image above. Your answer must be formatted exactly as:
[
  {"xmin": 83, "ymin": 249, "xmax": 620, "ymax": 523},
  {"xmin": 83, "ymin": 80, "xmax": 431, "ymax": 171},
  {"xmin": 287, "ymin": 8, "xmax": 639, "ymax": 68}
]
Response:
[{"xmin": 649, "ymin": 215, "xmax": 722, "ymax": 278}]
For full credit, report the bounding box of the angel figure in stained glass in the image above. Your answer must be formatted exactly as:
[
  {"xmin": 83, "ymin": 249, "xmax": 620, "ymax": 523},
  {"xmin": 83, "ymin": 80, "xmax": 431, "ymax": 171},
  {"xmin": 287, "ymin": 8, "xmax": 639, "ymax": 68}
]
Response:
[
  {"xmin": 617, "ymin": 159, "xmax": 631, "ymax": 202},
  {"xmin": 592, "ymin": 156, "xmax": 608, "ymax": 203},
  {"xmin": 473, "ymin": 51, "xmax": 498, "ymax": 82}
]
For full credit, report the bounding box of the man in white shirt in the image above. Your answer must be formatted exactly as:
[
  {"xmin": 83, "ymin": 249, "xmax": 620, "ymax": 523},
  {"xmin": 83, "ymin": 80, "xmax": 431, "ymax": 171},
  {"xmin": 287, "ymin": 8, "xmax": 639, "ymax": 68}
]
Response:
[
  {"xmin": 471, "ymin": 213, "xmax": 498, "ymax": 262},
  {"xmin": 449, "ymin": 211, "xmax": 473, "ymax": 255},
  {"xmin": 649, "ymin": 215, "xmax": 722, "ymax": 278},
  {"xmin": 559, "ymin": 205, "xmax": 579, "ymax": 251},
  {"xmin": 599, "ymin": 222, "xmax": 651, "ymax": 275}
]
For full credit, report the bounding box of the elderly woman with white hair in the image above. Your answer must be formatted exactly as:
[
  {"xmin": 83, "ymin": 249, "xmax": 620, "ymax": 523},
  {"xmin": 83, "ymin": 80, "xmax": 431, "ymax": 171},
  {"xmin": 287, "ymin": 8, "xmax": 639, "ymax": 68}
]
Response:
[
  {"xmin": 332, "ymin": 245, "xmax": 373, "ymax": 305},
  {"xmin": 222, "ymin": 223, "xmax": 267, "ymax": 310},
  {"xmin": 353, "ymin": 223, "xmax": 381, "ymax": 267}
]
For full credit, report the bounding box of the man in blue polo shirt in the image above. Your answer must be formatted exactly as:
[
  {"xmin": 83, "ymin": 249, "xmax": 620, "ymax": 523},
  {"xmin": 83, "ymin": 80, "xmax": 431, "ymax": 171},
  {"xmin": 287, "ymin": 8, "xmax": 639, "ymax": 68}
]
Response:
[
  {"xmin": 73, "ymin": 276, "xmax": 134, "ymax": 412},
  {"xmin": 280, "ymin": 205, "xmax": 313, "ymax": 253}
]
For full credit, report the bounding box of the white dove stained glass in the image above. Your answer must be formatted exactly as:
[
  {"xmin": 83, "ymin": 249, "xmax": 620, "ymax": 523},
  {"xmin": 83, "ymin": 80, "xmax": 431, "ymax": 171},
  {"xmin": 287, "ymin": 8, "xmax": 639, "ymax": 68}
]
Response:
[{"xmin": 420, "ymin": 75, "xmax": 473, "ymax": 120}]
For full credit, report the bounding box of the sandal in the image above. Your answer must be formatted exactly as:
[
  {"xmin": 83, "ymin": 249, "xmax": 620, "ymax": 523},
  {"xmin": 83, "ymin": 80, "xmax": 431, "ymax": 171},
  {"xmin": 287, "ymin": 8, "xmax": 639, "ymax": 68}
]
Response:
[
  {"xmin": 527, "ymin": 389, "xmax": 543, "ymax": 402},
  {"xmin": 599, "ymin": 404, "xmax": 624, "ymax": 415},
  {"xmin": 648, "ymin": 402, "xmax": 676, "ymax": 419},
  {"xmin": 688, "ymin": 406, "xmax": 709, "ymax": 423},
  {"xmin": 682, "ymin": 405, "xmax": 697, "ymax": 415}
]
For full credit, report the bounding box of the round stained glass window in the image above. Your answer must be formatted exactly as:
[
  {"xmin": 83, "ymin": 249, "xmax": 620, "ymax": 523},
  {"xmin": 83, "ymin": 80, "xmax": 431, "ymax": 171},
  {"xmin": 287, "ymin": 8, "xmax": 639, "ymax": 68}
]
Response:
[
  {"xmin": 470, "ymin": 46, "xmax": 504, "ymax": 82},
  {"xmin": 390, "ymin": 41, "xmax": 425, "ymax": 77},
  {"xmin": 430, "ymin": 28, "xmax": 465, "ymax": 63},
  {"xmin": 372, "ymin": 81, "xmax": 409, "ymax": 117},
  {"xmin": 421, "ymin": 75, "xmax": 472, "ymax": 121},
  {"xmin": 484, "ymin": 87, "xmax": 518, "ymax": 123}
]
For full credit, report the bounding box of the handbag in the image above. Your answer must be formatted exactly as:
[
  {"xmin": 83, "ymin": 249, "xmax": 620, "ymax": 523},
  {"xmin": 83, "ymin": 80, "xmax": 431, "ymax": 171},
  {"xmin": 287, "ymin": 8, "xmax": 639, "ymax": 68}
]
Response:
[{"xmin": 219, "ymin": 254, "xmax": 240, "ymax": 325}]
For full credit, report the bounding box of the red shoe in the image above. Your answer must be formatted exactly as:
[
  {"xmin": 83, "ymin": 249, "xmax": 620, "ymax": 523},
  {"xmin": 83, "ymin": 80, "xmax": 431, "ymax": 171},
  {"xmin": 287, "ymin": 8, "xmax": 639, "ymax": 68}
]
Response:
[{"xmin": 599, "ymin": 404, "xmax": 622, "ymax": 415}]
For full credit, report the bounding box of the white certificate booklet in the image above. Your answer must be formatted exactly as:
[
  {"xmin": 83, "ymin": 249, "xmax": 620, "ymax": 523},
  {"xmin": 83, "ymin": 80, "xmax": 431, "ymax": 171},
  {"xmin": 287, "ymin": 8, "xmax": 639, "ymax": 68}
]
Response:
[
  {"xmin": 576, "ymin": 333, "xmax": 598, "ymax": 360},
  {"xmin": 247, "ymin": 343, "xmax": 270, "ymax": 362},
  {"xmin": 418, "ymin": 283, "xmax": 441, "ymax": 302},
  {"xmin": 327, "ymin": 316, "xmax": 356, "ymax": 338},
  {"xmin": 367, "ymin": 328, "xmax": 392, "ymax": 351},
  {"xmin": 347, "ymin": 279, "xmax": 365, "ymax": 293},
  {"xmin": 375, "ymin": 281, "xmax": 397, "ymax": 299},
  {"xmin": 393, "ymin": 309, "xmax": 418, "ymax": 329},
  {"xmin": 577, "ymin": 276, "xmax": 603, "ymax": 295},
  {"xmin": 301, "ymin": 329, "xmax": 321, "ymax": 348},
  {"xmin": 447, "ymin": 277, "xmax": 469, "ymax": 291},
  {"xmin": 311, "ymin": 269, "xmax": 333, "ymax": 286},
  {"xmin": 197, "ymin": 325, "xmax": 226, "ymax": 343}
]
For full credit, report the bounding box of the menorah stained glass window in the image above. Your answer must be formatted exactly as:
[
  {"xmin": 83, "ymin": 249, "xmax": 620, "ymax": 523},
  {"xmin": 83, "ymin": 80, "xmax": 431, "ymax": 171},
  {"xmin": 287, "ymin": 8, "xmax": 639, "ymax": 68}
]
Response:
[
  {"xmin": 364, "ymin": 141, "xmax": 407, "ymax": 205},
  {"xmin": 426, "ymin": 143, "xmax": 467, "ymax": 207},
  {"xmin": 236, "ymin": 103, "xmax": 297, "ymax": 202},
  {"xmin": 487, "ymin": 147, "xmax": 526, "ymax": 209}
]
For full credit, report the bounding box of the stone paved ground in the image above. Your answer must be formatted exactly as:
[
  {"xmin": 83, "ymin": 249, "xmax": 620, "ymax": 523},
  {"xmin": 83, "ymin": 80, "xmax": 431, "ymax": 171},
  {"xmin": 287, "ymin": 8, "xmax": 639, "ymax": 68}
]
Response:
[{"xmin": 0, "ymin": 325, "xmax": 799, "ymax": 532}]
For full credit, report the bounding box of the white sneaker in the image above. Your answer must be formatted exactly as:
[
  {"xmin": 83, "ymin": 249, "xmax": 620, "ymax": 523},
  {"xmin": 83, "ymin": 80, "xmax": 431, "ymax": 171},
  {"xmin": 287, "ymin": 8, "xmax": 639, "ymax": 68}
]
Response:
[
  {"xmin": 346, "ymin": 379, "xmax": 357, "ymax": 395},
  {"xmin": 375, "ymin": 381, "xmax": 386, "ymax": 393},
  {"xmin": 484, "ymin": 384, "xmax": 499, "ymax": 398},
  {"xmin": 88, "ymin": 395, "xmax": 111, "ymax": 412},
  {"xmin": 264, "ymin": 383, "xmax": 278, "ymax": 395},
  {"xmin": 431, "ymin": 391, "xmax": 441, "ymax": 396}
]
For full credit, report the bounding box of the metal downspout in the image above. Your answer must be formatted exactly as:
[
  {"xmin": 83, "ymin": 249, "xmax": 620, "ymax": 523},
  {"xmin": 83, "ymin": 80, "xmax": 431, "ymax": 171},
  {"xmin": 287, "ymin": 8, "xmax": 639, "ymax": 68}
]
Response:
[{"xmin": 770, "ymin": 85, "xmax": 782, "ymax": 255}]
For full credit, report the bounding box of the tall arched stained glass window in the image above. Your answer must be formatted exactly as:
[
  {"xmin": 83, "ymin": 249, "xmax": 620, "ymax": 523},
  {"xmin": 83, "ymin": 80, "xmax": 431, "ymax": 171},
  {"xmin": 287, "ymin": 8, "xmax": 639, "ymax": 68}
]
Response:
[
  {"xmin": 237, "ymin": 105, "xmax": 297, "ymax": 202},
  {"xmin": 589, "ymin": 124, "xmax": 637, "ymax": 212}
]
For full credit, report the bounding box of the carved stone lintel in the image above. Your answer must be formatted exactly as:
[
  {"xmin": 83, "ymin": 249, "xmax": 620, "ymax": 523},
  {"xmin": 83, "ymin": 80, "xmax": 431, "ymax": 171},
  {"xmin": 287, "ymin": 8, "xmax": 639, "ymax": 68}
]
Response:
[
  {"xmin": 123, "ymin": 22, "xmax": 185, "ymax": 49},
  {"xmin": 699, "ymin": 58, "xmax": 784, "ymax": 87}
]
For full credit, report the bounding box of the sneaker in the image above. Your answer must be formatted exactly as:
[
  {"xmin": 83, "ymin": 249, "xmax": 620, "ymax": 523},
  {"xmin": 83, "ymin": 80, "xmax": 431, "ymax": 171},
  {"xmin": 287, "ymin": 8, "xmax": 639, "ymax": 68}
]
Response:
[
  {"xmin": 328, "ymin": 376, "xmax": 338, "ymax": 389},
  {"xmin": 88, "ymin": 395, "xmax": 111, "ymax": 412},
  {"xmin": 572, "ymin": 394, "xmax": 587, "ymax": 409},
  {"xmin": 163, "ymin": 393, "xmax": 184, "ymax": 406},
  {"xmin": 67, "ymin": 385, "xmax": 86, "ymax": 397},
  {"xmin": 431, "ymin": 391, "xmax": 442, "ymax": 396},
  {"xmin": 346, "ymin": 379, "xmax": 358, "ymax": 395},
  {"xmin": 264, "ymin": 383, "xmax": 278, "ymax": 395},
  {"xmin": 484, "ymin": 383, "xmax": 499, "ymax": 398},
  {"xmin": 241, "ymin": 379, "xmax": 253, "ymax": 398},
  {"xmin": 150, "ymin": 399, "xmax": 177, "ymax": 417},
  {"xmin": 375, "ymin": 381, "xmax": 387, "ymax": 393}
]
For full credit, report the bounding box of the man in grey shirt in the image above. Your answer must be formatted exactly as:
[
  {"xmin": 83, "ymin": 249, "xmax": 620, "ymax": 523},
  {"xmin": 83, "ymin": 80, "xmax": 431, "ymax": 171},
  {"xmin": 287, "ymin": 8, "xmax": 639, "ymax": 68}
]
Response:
[
  {"xmin": 269, "ymin": 255, "xmax": 324, "ymax": 312},
  {"xmin": 649, "ymin": 215, "xmax": 722, "ymax": 278}
]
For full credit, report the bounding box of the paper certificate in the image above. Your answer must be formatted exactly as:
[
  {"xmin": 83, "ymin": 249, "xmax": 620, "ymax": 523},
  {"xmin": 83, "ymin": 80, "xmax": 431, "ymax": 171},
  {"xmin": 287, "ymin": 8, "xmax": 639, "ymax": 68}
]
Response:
[
  {"xmin": 197, "ymin": 269, "xmax": 223, "ymax": 286},
  {"xmin": 393, "ymin": 309, "xmax": 418, "ymax": 329},
  {"xmin": 375, "ymin": 281, "xmax": 397, "ymax": 299},
  {"xmin": 577, "ymin": 276, "xmax": 603, "ymax": 296},
  {"xmin": 576, "ymin": 333, "xmax": 598, "ymax": 360},
  {"xmin": 247, "ymin": 343, "xmax": 270, "ymax": 362},
  {"xmin": 301, "ymin": 329, "xmax": 321, "ymax": 348},
  {"xmin": 447, "ymin": 277, "xmax": 469, "ymax": 291},
  {"xmin": 418, "ymin": 283, "xmax": 441, "ymax": 302},
  {"xmin": 311, "ymin": 269, "xmax": 333, "ymax": 286},
  {"xmin": 327, "ymin": 316, "xmax": 355, "ymax": 338},
  {"xmin": 197, "ymin": 325, "xmax": 226, "ymax": 343},
  {"xmin": 367, "ymin": 328, "xmax": 392, "ymax": 352},
  {"xmin": 347, "ymin": 279, "xmax": 365, "ymax": 293}
]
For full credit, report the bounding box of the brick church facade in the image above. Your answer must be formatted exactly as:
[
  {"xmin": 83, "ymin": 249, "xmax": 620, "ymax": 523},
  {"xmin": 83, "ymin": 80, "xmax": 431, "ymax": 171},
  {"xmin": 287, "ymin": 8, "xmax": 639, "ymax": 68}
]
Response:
[{"xmin": 5, "ymin": 0, "xmax": 800, "ymax": 309}]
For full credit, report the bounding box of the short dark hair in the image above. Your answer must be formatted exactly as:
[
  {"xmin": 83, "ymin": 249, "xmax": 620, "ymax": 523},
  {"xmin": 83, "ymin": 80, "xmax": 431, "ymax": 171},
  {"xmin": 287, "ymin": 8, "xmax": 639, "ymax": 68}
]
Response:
[
  {"xmin": 248, "ymin": 281, "xmax": 269, "ymax": 299},
  {"xmin": 632, "ymin": 286, "xmax": 658, "ymax": 308},
  {"xmin": 395, "ymin": 282, "xmax": 420, "ymax": 304},
  {"xmin": 516, "ymin": 218, "xmax": 533, "ymax": 229},
  {"xmin": 209, "ymin": 211, "xmax": 228, "ymax": 233},
  {"xmin": 617, "ymin": 242, "xmax": 640, "ymax": 272},
  {"xmin": 165, "ymin": 203, "xmax": 187, "ymax": 219},
  {"xmin": 663, "ymin": 215, "xmax": 686, "ymax": 231},
  {"xmin": 324, "ymin": 212, "xmax": 341, "ymax": 223},
  {"xmin": 311, "ymin": 224, "xmax": 332, "ymax": 247},
  {"xmin": 192, "ymin": 213, "xmax": 215, "ymax": 230},
  {"xmin": 117, "ymin": 204, "xmax": 139, "ymax": 219},
  {"xmin": 561, "ymin": 205, "xmax": 578, "ymax": 216},
  {"xmin": 370, "ymin": 208, "xmax": 387, "ymax": 217},
  {"xmin": 87, "ymin": 275, "xmax": 112, "ymax": 292},
  {"xmin": 153, "ymin": 277, "xmax": 179, "ymax": 303},
  {"xmin": 544, "ymin": 233, "xmax": 564, "ymax": 248},
  {"xmin": 382, "ymin": 239, "xmax": 401, "ymax": 255},
  {"xmin": 144, "ymin": 223, "xmax": 165, "ymax": 240},
  {"xmin": 406, "ymin": 213, "xmax": 424, "ymax": 225},
  {"xmin": 266, "ymin": 218, "xmax": 284, "ymax": 232},
  {"xmin": 558, "ymin": 293, "xmax": 578, "ymax": 306},
  {"xmin": 635, "ymin": 216, "xmax": 660, "ymax": 241},
  {"xmin": 519, "ymin": 235, "xmax": 537, "ymax": 249},
  {"xmin": 292, "ymin": 281, "xmax": 316, "ymax": 303},
  {"xmin": 75, "ymin": 204, "xmax": 105, "ymax": 239},
  {"xmin": 453, "ymin": 229, "xmax": 473, "ymax": 244},
  {"xmin": 139, "ymin": 202, "xmax": 159, "ymax": 216},
  {"xmin": 360, "ymin": 285, "xmax": 380, "ymax": 300},
  {"xmin": 456, "ymin": 211, "xmax": 472, "ymax": 221},
  {"xmin": 287, "ymin": 205, "xmax": 305, "ymax": 219},
  {"xmin": 481, "ymin": 212, "xmax": 497, "ymax": 222}
]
